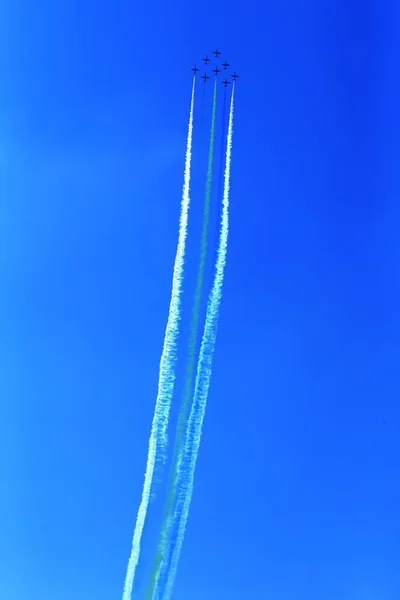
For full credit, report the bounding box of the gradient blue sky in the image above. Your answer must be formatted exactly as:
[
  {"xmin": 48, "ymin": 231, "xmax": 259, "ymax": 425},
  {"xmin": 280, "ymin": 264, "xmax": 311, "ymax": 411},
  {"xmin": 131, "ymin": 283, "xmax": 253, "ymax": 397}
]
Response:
[{"xmin": 1, "ymin": 1, "xmax": 399, "ymax": 599}]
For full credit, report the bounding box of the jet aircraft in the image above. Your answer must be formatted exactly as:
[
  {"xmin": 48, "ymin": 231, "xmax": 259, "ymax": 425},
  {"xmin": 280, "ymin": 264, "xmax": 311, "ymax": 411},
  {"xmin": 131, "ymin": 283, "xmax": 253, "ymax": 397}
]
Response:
[
  {"xmin": 222, "ymin": 78, "xmax": 230, "ymax": 87},
  {"xmin": 202, "ymin": 73, "xmax": 210, "ymax": 82},
  {"xmin": 202, "ymin": 55, "xmax": 211, "ymax": 64},
  {"xmin": 213, "ymin": 48, "xmax": 221, "ymax": 57},
  {"xmin": 212, "ymin": 67, "xmax": 221, "ymax": 75},
  {"xmin": 222, "ymin": 61, "xmax": 230, "ymax": 69},
  {"xmin": 191, "ymin": 65, "xmax": 199, "ymax": 74},
  {"xmin": 231, "ymin": 71, "xmax": 239, "ymax": 80}
]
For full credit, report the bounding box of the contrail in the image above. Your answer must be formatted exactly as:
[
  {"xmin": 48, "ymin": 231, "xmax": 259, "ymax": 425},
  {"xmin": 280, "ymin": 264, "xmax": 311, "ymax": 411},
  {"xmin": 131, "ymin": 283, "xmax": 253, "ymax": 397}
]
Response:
[
  {"xmin": 217, "ymin": 86, "xmax": 228, "ymax": 204},
  {"xmin": 122, "ymin": 77, "xmax": 196, "ymax": 600},
  {"xmin": 156, "ymin": 83, "xmax": 235, "ymax": 600},
  {"xmin": 145, "ymin": 78, "xmax": 218, "ymax": 600},
  {"xmin": 214, "ymin": 86, "xmax": 228, "ymax": 249}
]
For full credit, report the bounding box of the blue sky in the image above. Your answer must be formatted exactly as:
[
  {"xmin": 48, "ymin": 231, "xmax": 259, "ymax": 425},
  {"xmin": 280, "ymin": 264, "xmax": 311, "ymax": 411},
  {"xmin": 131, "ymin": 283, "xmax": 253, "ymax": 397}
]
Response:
[{"xmin": 1, "ymin": 1, "xmax": 399, "ymax": 599}]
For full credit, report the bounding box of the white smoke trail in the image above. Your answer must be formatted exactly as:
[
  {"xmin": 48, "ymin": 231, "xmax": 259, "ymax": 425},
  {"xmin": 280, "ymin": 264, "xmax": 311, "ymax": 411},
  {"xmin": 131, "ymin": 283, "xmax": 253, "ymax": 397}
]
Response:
[
  {"xmin": 122, "ymin": 78, "xmax": 196, "ymax": 600},
  {"xmin": 158, "ymin": 84, "xmax": 235, "ymax": 600}
]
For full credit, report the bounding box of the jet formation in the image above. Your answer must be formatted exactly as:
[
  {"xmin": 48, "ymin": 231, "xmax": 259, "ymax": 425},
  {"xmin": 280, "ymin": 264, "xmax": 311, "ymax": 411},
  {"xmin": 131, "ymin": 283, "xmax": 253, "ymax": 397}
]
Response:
[{"xmin": 191, "ymin": 49, "xmax": 239, "ymax": 86}]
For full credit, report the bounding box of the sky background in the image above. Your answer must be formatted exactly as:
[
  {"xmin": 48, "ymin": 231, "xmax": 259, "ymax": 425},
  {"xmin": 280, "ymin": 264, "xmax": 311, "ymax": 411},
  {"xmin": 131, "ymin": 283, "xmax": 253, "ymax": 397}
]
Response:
[{"xmin": 1, "ymin": 1, "xmax": 399, "ymax": 599}]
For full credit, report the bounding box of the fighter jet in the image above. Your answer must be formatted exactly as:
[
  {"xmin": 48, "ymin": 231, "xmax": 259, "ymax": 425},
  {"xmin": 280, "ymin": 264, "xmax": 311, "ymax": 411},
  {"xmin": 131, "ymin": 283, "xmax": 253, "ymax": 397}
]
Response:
[
  {"xmin": 222, "ymin": 78, "xmax": 230, "ymax": 87},
  {"xmin": 202, "ymin": 73, "xmax": 210, "ymax": 82},
  {"xmin": 212, "ymin": 66, "xmax": 221, "ymax": 75},
  {"xmin": 222, "ymin": 60, "xmax": 230, "ymax": 69},
  {"xmin": 213, "ymin": 48, "xmax": 221, "ymax": 57},
  {"xmin": 231, "ymin": 71, "xmax": 239, "ymax": 80},
  {"xmin": 191, "ymin": 65, "xmax": 199, "ymax": 74},
  {"xmin": 202, "ymin": 55, "xmax": 211, "ymax": 64}
]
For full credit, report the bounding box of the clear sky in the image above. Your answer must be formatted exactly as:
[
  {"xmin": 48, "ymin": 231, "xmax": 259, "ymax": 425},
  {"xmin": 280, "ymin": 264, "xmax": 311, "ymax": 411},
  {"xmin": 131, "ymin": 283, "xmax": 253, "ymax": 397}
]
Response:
[{"xmin": 1, "ymin": 1, "xmax": 399, "ymax": 599}]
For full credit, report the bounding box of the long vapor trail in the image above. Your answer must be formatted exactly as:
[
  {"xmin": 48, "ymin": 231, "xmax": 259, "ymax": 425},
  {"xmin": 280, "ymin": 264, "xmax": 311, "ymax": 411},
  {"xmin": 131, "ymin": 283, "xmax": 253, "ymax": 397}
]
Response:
[
  {"xmin": 122, "ymin": 77, "xmax": 196, "ymax": 600},
  {"xmin": 217, "ymin": 86, "xmax": 228, "ymax": 205},
  {"xmin": 145, "ymin": 79, "xmax": 218, "ymax": 600},
  {"xmin": 156, "ymin": 83, "xmax": 235, "ymax": 600}
]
